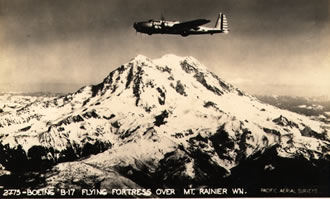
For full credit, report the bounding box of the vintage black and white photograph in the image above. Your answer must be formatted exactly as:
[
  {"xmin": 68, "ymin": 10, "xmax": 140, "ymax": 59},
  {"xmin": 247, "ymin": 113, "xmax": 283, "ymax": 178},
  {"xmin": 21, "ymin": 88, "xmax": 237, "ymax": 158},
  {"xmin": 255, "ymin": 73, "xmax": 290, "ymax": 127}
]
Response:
[{"xmin": 0, "ymin": 0, "xmax": 329, "ymax": 197}]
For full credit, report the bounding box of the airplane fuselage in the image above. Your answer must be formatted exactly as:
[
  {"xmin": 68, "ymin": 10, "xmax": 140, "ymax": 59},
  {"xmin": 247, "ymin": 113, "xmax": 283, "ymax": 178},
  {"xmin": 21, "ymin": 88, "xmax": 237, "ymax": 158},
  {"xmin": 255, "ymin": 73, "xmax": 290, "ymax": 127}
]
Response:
[
  {"xmin": 133, "ymin": 13, "xmax": 229, "ymax": 37},
  {"xmin": 134, "ymin": 20, "xmax": 224, "ymax": 36}
]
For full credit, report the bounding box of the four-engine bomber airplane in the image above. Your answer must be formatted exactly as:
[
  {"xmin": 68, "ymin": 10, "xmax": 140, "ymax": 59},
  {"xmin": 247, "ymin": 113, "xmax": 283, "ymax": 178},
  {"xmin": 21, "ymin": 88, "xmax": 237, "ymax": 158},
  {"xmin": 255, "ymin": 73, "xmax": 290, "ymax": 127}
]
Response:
[{"xmin": 133, "ymin": 13, "xmax": 229, "ymax": 36}]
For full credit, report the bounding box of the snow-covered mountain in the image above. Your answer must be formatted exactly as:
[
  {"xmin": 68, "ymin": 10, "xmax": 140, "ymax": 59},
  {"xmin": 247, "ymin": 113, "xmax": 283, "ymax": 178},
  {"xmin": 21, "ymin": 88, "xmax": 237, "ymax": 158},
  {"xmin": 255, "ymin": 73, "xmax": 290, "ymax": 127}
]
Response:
[{"xmin": 0, "ymin": 54, "xmax": 329, "ymax": 194}]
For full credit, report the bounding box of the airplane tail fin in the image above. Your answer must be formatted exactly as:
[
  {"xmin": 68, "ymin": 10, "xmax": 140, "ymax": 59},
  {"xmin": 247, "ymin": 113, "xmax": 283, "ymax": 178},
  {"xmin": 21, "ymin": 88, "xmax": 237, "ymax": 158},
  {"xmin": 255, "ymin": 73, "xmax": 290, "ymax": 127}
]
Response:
[{"xmin": 215, "ymin": 13, "xmax": 229, "ymax": 34}]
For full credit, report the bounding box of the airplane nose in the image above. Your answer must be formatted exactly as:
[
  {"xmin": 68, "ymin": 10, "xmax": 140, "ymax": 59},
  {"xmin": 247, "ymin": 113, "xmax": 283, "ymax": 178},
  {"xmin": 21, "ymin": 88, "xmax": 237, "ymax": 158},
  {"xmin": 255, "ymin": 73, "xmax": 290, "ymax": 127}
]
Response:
[
  {"xmin": 140, "ymin": 22, "xmax": 152, "ymax": 28},
  {"xmin": 133, "ymin": 22, "xmax": 152, "ymax": 31},
  {"xmin": 133, "ymin": 22, "xmax": 138, "ymax": 30}
]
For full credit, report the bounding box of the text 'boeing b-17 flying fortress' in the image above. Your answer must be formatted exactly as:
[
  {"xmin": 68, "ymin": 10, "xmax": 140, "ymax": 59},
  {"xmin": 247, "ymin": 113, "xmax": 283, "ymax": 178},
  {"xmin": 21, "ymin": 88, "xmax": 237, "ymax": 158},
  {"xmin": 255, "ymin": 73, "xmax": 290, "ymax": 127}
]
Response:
[{"xmin": 133, "ymin": 13, "xmax": 229, "ymax": 36}]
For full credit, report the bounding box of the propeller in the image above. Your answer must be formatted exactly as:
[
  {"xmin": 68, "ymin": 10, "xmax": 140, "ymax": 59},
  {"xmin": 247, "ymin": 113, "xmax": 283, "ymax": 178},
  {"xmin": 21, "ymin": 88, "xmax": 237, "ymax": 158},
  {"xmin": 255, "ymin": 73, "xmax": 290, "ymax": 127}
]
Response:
[
  {"xmin": 133, "ymin": 22, "xmax": 138, "ymax": 36},
  {"xmin": 161, "ymin": 13, "xmax": 165, "ymax": 28}
]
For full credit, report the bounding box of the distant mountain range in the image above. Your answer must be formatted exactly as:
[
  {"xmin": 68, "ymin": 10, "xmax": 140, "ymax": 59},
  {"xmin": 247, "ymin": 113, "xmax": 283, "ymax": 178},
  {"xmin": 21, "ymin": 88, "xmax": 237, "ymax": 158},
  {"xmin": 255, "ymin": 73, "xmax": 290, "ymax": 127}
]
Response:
[
  {"xmin": 0, "ymin": 55, "xmax": 329, "ymax": 197},
  {"xmin": 256, "ymin": 95, "xmax": 330, "ymax": 124}
]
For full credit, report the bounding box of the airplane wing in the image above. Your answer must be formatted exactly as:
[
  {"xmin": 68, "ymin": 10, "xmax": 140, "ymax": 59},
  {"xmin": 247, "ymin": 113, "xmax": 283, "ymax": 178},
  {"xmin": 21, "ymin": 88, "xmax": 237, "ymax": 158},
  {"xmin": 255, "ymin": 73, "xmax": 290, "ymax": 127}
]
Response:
[{"xmin": 172, "ymin": 19, "xmax": 210, "ymax": 31}]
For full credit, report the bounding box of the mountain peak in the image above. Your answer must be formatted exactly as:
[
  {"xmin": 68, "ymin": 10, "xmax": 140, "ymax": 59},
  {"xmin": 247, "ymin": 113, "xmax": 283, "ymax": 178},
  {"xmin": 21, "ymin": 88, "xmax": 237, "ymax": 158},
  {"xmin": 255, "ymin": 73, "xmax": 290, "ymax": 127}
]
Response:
[
  {"xmin": 152, "ymin": 54, "xmax": 208, "ymax": 72},
  {"xmin": 158, "ymin": 54, "xmax": 184, "ymax": 61},
  {"xmin": 123, "ymin": 55, "xmax": 211, "ymax": 84},
  {"xmin": 129, "ymin": 54, "xmax": 152, "ymax": 65},
  {"xmin": 131, "ymin": 54, "xmax": 149, "ymax": 61}
]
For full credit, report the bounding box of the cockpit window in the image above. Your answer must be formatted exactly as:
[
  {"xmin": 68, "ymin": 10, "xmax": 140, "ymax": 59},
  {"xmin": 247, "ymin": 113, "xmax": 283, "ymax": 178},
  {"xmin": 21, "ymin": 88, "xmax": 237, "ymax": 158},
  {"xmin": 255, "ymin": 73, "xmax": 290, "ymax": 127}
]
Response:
[{"xmin": 148, "ymin": 19, "xmax": 153, "ymax": 22}]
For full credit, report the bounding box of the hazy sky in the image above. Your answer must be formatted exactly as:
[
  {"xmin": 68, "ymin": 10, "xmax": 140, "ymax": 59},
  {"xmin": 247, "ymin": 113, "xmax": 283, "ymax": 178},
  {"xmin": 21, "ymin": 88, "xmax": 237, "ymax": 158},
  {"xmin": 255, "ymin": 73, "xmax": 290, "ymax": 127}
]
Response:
[{"xmin": 0, "ymin": 0, "xmax": 329, "ymax": 96}]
